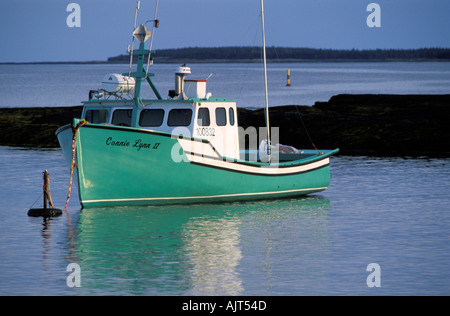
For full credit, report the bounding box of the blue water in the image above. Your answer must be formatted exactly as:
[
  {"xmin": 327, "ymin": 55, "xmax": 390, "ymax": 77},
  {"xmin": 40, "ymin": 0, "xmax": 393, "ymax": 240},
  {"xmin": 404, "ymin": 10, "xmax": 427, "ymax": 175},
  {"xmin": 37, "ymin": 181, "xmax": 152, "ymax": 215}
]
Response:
[
  {"xmin": 0, "ymin": 62, "xmax": 449, "ymax": 296},
  {"xmin": 0, "ymin": 147, "xmax": 449, "ymax": 295},
  {"xmin": 1, "ymin": 62, "xmax": 450, "ymax": 107}
]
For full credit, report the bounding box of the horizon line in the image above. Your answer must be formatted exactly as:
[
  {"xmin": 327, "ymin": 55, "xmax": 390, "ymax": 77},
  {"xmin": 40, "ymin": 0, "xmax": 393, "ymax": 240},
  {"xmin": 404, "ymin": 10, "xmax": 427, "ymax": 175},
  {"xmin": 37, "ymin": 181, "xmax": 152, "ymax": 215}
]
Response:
[{"xmin": 2, "ymin": 46, "xmax": 450, "ymax": 64}]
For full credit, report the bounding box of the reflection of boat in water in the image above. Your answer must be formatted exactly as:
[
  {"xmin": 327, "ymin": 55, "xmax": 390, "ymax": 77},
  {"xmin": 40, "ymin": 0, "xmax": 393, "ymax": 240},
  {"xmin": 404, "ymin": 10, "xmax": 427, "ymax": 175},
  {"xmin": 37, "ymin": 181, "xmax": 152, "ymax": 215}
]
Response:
[{"xmin": 68, "ymin": 196, "xmax": 330, "ymax": 295}]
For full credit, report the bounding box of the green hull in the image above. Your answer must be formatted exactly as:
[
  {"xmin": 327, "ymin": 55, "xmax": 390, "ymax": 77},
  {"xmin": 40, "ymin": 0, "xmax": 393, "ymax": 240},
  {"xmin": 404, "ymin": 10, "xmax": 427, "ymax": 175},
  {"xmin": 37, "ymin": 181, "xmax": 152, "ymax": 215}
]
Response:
[{"xmin": 57, "ymin": 121, "xmax": 337, "ymax": 207}]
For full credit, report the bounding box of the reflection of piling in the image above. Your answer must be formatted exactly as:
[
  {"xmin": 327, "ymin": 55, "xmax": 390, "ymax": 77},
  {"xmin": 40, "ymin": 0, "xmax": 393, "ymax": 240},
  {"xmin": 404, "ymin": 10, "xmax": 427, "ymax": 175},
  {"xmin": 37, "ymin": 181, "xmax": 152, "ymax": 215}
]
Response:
[
  {"xmin": 28, "ymin": 170, "xmax": 63, "ymax": 217},
  {"xmin": 43, "ymin": 170, "xmax": 49, "ymax": 211},
  {"xmin": 286, "ymin": 69, "xmax": 291, "ymax": 86}
]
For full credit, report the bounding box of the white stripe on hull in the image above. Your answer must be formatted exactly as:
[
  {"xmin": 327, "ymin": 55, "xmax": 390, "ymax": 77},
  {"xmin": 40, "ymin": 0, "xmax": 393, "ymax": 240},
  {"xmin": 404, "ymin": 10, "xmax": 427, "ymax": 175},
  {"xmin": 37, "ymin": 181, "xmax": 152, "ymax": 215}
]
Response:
[
  {"xmin": 177, "ymin": 138, "xmax": 330, "ymax": 176},
  {"xmin": 82, "ymin": 186, "xmax": 328, "ymax": 205}
]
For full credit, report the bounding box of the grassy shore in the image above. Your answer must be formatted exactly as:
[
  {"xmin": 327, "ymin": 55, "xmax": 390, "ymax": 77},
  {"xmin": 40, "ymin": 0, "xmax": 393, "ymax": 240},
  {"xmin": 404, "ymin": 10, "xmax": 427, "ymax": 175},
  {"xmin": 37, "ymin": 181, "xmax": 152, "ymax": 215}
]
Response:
[
  {"xmin": 0, "ymin": 106, "xmax": 83, "ymax": 148},
  {"xmin": 1, "ymin": 94, "xmax": 449, "ymax": 156},
  {"xmin": 239, "ymin": 94, "xmax": 450, "ymax": 156}
]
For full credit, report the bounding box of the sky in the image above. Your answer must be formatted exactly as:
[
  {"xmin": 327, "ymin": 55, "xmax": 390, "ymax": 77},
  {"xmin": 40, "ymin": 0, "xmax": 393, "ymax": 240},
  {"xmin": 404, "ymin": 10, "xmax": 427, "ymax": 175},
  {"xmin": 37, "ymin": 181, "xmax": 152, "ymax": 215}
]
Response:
[{"xmin": 0, "ymin": 0, "xmax": 449, "ymax": 62}]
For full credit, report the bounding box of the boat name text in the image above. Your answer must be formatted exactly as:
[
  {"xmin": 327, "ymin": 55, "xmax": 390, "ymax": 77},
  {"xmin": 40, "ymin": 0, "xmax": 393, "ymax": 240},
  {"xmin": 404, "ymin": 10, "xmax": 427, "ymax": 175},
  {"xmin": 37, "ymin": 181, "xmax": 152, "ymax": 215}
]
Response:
[{"xmin": 105, "ymin": 137, "xmax": 160, "ymax": 151}]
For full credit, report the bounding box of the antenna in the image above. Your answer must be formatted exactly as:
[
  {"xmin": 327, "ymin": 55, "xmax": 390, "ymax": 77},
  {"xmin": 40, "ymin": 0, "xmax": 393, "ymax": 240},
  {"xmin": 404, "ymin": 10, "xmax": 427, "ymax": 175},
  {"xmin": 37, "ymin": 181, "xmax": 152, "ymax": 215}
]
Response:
[
  {"xmin": 260, "ymin": 0, "xmax": 271, "ymax": 162},
  {"xmin": 145, "ymin": 0, "xmax": 160, "ymax": 78},
  {"xmin": 129, "ymin": 0, "xmax": 141, "ymax": 77}
]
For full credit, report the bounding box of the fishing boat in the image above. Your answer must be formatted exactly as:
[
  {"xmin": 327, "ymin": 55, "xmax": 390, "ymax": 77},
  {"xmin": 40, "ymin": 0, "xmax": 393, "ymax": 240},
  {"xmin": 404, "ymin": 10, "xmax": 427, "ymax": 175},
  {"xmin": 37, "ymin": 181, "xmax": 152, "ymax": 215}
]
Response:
[{"xmin": 56, "ymin": 0, "xmax": 338, "ymax": 208}]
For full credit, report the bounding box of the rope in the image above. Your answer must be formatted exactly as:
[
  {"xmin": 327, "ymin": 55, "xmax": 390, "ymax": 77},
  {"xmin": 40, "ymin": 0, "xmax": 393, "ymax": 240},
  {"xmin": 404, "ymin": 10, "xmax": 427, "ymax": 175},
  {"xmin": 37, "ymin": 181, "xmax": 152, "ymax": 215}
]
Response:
[
  {"xmin": 29, "ymin": 170, "xmax": 55, "ymax": 209},
  {"xmin": 294, "ymin": 106, "xmax": 322, "ymax": 155},
  {"xmin": 63, "ymin": 119, "xmax": 87, "ymax": 213},
  {"xmin": 29, "ymin": 191, "xmax": 43, "ymax": 209}
]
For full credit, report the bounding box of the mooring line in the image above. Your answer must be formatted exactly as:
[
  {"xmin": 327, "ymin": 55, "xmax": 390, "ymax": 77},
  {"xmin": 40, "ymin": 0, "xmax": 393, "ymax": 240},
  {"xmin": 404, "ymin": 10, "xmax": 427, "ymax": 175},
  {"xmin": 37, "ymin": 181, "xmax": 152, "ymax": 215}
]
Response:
[
  {"xmin": 63, "ymin": 119, "xmax": 87, "ymax": 213},
  {"xmin": 29, "ymin": 191, "xmax": 43, "ymax": 210}
]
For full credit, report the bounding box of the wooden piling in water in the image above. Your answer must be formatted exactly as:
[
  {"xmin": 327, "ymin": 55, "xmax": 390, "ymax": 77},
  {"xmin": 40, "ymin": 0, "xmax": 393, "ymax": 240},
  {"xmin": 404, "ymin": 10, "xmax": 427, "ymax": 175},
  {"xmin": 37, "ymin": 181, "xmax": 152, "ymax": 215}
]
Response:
[{"xmin": 27, "ymin": 170, "xmax": 63, "ymax": 217}]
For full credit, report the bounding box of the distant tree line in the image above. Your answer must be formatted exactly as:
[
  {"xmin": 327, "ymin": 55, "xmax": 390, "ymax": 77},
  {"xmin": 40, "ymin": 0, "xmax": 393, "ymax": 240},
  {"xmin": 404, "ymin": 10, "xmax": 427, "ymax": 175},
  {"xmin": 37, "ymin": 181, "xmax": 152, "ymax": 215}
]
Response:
[{"xmin": 107, "ymin": 47, "xmax": 450, "ymax": 63}]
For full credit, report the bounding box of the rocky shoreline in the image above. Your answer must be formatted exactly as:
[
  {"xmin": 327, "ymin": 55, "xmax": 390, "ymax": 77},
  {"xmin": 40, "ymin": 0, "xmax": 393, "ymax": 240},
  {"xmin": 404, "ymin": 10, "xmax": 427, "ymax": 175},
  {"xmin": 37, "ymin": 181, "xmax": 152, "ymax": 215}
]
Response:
[
  {"xmin": 239, "ymin": 94, "xmax": 450, "ymax": 157},
  {"xmin": 1, "ymin": 94, "xmax": 449, "ymax": 156}
]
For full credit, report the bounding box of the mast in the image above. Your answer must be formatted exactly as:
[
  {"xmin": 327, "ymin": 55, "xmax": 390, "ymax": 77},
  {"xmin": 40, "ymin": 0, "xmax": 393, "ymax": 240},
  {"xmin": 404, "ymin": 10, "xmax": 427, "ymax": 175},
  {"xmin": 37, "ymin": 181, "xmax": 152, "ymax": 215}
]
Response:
[
  {"xmin": 260, "ymin": 0, "xmax": 271, "ymax": 162},
  {"xmin": 125, "ymin": 1, "xmax": 162, "ymax": 127}
]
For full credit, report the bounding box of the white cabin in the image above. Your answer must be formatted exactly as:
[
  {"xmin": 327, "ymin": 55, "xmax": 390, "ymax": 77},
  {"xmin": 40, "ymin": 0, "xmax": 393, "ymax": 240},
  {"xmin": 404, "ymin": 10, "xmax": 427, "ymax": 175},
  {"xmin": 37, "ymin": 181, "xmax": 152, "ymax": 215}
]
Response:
[{"xmin": 81, "ymin": 67, "xmax": 240, "ymax": 160}]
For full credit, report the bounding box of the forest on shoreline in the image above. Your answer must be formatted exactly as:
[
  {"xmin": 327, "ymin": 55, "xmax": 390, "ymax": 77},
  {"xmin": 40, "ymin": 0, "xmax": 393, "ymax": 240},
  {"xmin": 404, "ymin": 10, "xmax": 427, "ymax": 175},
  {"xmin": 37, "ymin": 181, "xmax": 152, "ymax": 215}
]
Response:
[
  {"xmin": 108, "ymin": 47, "xmax": 450, "ymax": 63},
  {"xmin": 3, "ymin": 47, "xmax": 449, "ymax": 64}
]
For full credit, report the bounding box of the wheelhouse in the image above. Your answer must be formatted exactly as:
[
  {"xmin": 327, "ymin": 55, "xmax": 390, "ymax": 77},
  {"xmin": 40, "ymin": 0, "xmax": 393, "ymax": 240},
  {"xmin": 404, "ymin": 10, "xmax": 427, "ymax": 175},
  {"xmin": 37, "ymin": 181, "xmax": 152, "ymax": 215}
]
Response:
[
  {"xmin": 80, "ymin": 64, "xmax": 242, "ymax": 159},
  {"xmin": 81, "ymin": 98, "xmax": 240, "ymax": 160}
]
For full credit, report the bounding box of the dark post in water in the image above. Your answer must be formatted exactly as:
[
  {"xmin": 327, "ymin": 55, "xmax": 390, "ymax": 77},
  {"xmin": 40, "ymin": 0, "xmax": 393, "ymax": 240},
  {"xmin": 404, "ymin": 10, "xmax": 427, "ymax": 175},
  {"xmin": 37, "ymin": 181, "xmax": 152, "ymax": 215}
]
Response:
[{"xmin": 27, "ymin": 170, "xmax": 63, "ymax": 217}]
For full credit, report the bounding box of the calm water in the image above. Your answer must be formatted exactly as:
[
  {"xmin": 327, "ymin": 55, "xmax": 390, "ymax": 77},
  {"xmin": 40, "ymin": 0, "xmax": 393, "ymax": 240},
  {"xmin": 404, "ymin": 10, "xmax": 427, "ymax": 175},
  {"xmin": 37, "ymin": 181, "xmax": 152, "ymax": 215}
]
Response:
[
  {"xmin": 1, "ymin": 62, "xmax": 449, "ymax": 296},
  {"xmin": 1, "ymin": 62, "xmax": 450, "ymax": 107},
  {"xmin": 0, "ymin": 146, "xmax": 449, "ymax": 296}
]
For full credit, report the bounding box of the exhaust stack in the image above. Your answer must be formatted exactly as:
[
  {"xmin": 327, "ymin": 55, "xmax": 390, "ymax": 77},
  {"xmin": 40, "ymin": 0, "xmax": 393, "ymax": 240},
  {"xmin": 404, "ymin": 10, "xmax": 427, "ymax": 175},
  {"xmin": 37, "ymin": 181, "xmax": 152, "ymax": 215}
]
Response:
[{"xmin": 174, "ymin": 65, "xmax": 191, "ymax": 97}]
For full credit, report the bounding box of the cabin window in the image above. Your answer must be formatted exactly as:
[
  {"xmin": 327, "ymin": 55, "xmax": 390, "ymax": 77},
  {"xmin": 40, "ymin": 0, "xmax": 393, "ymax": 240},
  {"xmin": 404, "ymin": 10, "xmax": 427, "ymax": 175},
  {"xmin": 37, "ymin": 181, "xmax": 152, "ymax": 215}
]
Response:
[
  {"xmin": 112, "ymin": 109, "xmax": 132, "ymax": 126},
  {"xmin": 168, "ymin": 109, "xmax": 192, "ymax": 126},
  {"xmin": 197, "ymin": 108, "xmax": 210, "ymax": 126},
  {"xmin": 216, "ymin": 107, "xmax": 227, "ymax": 126},
  {"xmin": 85, "ymin": 109, "xmax": 109, "ymax": 124},
  {"xmin": 139, "ymin": 109, "xmax": 165, "ymax": 127},
  {"xmin": 229, "ymin": 107, "xmax": 235, "ymax": 126}
]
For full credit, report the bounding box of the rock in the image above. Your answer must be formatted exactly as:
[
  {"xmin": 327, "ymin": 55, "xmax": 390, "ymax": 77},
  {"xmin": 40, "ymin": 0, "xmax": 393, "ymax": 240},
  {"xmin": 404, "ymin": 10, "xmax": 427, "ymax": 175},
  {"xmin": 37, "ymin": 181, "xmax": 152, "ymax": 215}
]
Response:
[
  {"xmin": 238, "ymin": 94, "xmax": 450, "ymax": 156},
  {"xmin": 1, "ymin": 94, "xmax": 449, "ymax": 156},
  {"xmin": 0, "ymin": 106, "xmax": 83, "ymax": 148}
]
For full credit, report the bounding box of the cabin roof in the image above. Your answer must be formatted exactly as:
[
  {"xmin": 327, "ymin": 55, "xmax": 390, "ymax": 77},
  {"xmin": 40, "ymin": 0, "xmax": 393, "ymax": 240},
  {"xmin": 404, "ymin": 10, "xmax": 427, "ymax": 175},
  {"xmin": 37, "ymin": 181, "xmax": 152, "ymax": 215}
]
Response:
[{"xmin": 82, "ymin": 98, "xmax": 234, "ymax": 106}]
